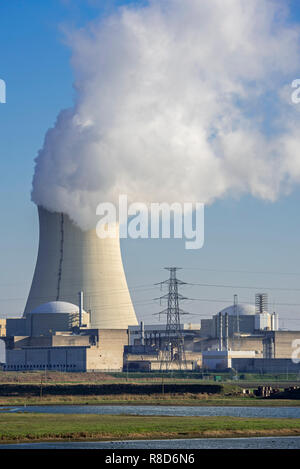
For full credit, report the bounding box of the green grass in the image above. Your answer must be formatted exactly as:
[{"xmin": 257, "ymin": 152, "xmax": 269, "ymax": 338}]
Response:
[
  {"xmin": 1, "ymin": 394, "xmax": 300, "ymax": 407},
  {"xmin": 0, "ymin": 371, "xmax": 300, "ymax": 392},
  {"xmin": 1, "ymin": 413, "xmax": 300, "ymax": 443},
  {"xmin": 0, "ymin": 371, "xmax": 300, "ymax": 408}
]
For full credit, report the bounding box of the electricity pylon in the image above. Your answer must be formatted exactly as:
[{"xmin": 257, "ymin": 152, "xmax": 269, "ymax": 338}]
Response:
[{"xmin": 154, "ymin": 267, "xmax": 189, "ymax": 371}]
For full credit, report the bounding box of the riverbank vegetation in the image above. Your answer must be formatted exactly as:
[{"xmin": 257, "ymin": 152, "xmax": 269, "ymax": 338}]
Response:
[
  {"xmin": 0, "ymin": 371, "xmax": 299, "ymax": 407},
  {"xmin": 1, "ymin": 394, "xmax": 300, "ymax": 407},
  {"xmin": 1, "ymin": 414, "xmax": 300, "ymax": 443},
  {"xmin": 0, "ymin": 370, "xmax": 299, "ymax": 386}
]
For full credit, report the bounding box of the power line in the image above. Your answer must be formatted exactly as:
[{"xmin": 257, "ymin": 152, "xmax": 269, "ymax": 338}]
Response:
[
  {"xmin": 3, "ymin": 265, "xmax": 300, "ymax": 288},
  {"xmin": 182, "ymin": 267, "xmax": 300, "ymax": 277},
  {"xmin": 190, "ymin": 282, "xmax": 300, "ymax": 292},
  {"xmin": 0, "ymin": 283, "xmax": 157, "ymax": 303}
]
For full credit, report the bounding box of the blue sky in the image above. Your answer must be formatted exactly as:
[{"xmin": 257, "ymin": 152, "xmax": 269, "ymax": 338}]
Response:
[{"xmin": 1, "ymin": 0, "xmax": 300, "ymax": 364}]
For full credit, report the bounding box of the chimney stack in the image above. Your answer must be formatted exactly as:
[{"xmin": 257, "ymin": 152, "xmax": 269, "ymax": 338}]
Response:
[
  {"xmin": 225, "ymin": 312, "xmax": 229, "ymax": 351},
  {"xmin": 78, "ymin": 291, "xmax": 83, "ymax": 328},
  {"xmin": 218, "ymin": 312, "xmax": 223, "ymax": 351}
]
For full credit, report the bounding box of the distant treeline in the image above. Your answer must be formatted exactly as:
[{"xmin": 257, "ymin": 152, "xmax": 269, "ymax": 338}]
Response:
[{"xmin": 0, "ymin": 383, "xmax": 223, "ymax": 396}]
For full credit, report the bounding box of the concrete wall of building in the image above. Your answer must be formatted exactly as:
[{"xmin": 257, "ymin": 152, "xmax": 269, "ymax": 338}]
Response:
[
  {"xmin": 8, "ymin": 334, "xmax": 91, "ymax": 350},
  {"xmin": 228, "ymin": 336, "xmax": 264, "ymax": 356},
  {"xmin": 198, "ymin": 319, "xmax": 214, "ymax": 338},
  {"xmin": 203, "ymin": 350, "xmax": 258, "ymax": 370},
  {"xmin": 202, "ymin": 314, "xmax": 276, "ymax": 340},
  {"xmin": 52, "ymin": 334, "xmax": 91, "ymax": 347},
  {"xmin": 255, "ymin": 313, "xmax": 272, "ymax": 331},
  {"xmin": 6, "ymin": 318, "xmax": 29, "ymax": 337},
  {"xmin": 202, "ymin": 356, "xmax": 228, "ymax": 370},
  {"xmin": 185, "ymin": 351, "xmax": 202, "ymax": 367},
  {"xmin": 231, "ymin": 357, "xmax": 300, "ymax": 373},
  {"xmin": 5, "ymin": 347, "xmax": 88, "ymax": 372},
  {"xmin": 6, "ymin": 314, "xmax": 78, "ymax": 337},
  {"xmin": 124, "ymin": 351, "xmax": 201, "ymax": 371},
  {"xmin": 125, "ymin": 354, "xmax": 159, "ymax": 362},
  {"xmin": 5, "ymin": 349, "xmax": 28, "ymax": 369},
  {"xmin": 125, "ymin": 360, "xmax": 152, "ymax": 371},
  {"xmin": 191, "ymin": 335, "xmax": 264, "ymax": 357},
  {"xmin": 29, "ymin": 313, "xmax": 75, "ymax": 336},
  {"xmin": 192, "ymin": 337, "xmax": 218, "ymax": 352},
  {"xmin": 212, "ymin": 314, "xmax": 256, "ymax": 337},
  {"xmin": 12, "ymin": 336, "xmax": 51, "ymax": 348},
  {"xmin": 150, "ymin": 361, "xmax": 195, "ymax": 371},
  {"xmin": 262, "ymin": 331, "xmax": 300, "ymax": 359},
  {"xmin": 125, "ymin": 360, "xmax": 196, "ymax": 372},
  {"xmin": 3, "ymin": 326, "xmax": 127, "ymax": 372},
  {"xmin": 0, "ymin": 319, "xmax": 6, "ymax": 337},
  {"xmin": 274, "ymin": 331, "xmax": 300, "ymax": 359},
  {"xmin": 86, "ymin": 329, "xmax": 128, "ymax": 371}
]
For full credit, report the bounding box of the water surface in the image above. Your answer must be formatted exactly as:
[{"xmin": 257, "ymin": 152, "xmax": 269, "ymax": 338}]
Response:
[
  {"xmin": 1, "ymin": 404, "xmax": 300, "ymax": 419},
  {"xmin": 1, "ymin": 436, "xmax": 300, "ymax": 449}
]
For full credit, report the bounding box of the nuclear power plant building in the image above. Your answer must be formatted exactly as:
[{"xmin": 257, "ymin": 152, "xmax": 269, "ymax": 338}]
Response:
[
  {"xmin": 3, "ymin": 301, "xmax": 132, "ymax": 371},
  {"xmin": 1, "ymin": 207, "xmax": 138, "ymax": 372},
  {"xmin": 1, "ymin": 207, "xmax": 300, "ymax": 373}
]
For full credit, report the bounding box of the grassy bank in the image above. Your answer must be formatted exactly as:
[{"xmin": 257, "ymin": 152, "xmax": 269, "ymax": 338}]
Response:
[
  {"xmin": 0, "ymin": 371, "xmax": 299, "ymax": 407},
  {"xmin": 1, "ymin": 413, "xmax": 300, "ymax": 443},
  {"xmin": 0, "ymin": 371, "xmax": 299, "ymax": 387},
  {"xmin": 1, "ymin": 394, "xmax": 300, "ymax": 406}
]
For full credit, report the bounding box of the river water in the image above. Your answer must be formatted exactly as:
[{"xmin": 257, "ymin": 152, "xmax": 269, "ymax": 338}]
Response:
[
  {"xmin": 1, "ymin": 405, "xmax": 300, "ymax": 449},
  {"xmin": 1, "ymin": 437, "xmax": 300, "ymax": 449},
  {"xmin": 1, "ymin": 404, "xmax": 300, "ymax": 418}
]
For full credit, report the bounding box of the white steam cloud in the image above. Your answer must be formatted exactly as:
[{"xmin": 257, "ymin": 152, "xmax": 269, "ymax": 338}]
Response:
[{"xmin": 32, "ymin": 0, "xmax": 300, "ymax": 229}]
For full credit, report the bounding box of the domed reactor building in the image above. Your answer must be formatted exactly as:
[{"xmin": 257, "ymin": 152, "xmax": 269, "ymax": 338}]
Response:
[{"xmin": 1, "ymin": 207, "xmax": 138, "ymax": 372}]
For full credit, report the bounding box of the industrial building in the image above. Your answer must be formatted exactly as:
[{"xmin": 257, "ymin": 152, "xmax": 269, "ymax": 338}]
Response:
[
  {"xmin": 202, "ymin": 350, "xmax": 256, "ymax": 370},
  {"xmin": 124, "ymin": 323, "xmax": 203, "ymax": 371},
  {"xmin": 2, "ymin": 286, "xmax": 300, "ymax": 373},
  {"xmin": 2, "ymin": 291, "xmax": 300, "ymax": 373},
  {"xmin": 200, "ymin": 301, "xmax": 278, "ymax": 339},
  {"xmin": 123, "ymin": 296, "xmax": 300, "ymax": 373},
  {"xmin": 263, "ymin": 331, "xmax": 300, "ymax": 359},
  {"xmin": 2, "ymin": 300, "xmax": 129, "ymax": 372},
  {"xmin": 1, "ymin": 207, "xmax": 300, "ymax": 374},
  {"xmin": 0, "ymin": 207, "xmax": 138, "ymax": 372}
]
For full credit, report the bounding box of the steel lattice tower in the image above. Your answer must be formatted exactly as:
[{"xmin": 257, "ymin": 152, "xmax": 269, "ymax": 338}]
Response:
[
  {"xmin": 255, "ymin": 293, "xmax": 268, "ymax": 314},
  {"xmin": 154, "ymin": 267, "xmax": 189, "ymax": 371}
]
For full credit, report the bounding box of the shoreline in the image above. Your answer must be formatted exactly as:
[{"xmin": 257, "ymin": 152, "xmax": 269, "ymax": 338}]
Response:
[
  {"xmin": 1, "ymin": 397, "xmax": 300, "ymax": 407},
  {"xmin": 2, "ymin": 428, "xmax": 300, "ymax": 445},
  {"xmin": 1, "ymin": 413, "xmax": 300, "ymax": 444}
]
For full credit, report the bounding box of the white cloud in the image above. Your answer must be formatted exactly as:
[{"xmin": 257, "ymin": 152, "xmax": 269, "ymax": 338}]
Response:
[{"xmin": 32, "ymin": 0, "xmax": 300, "ymax": 229}]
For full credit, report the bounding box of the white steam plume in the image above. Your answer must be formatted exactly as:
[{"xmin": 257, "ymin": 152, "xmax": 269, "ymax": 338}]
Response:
[{"xmin": 32, "ymin": 0, "xmax": 300, "ymax": 230}]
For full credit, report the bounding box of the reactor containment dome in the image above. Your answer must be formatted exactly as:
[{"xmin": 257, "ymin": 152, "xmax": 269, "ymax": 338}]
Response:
[
  {"xmin": 219, "ymin": 304, "xmax": 256, "ymax": 316},
  {"xmin": 25, "ymin": 300, "xmax": 90, "ymax": 335}
]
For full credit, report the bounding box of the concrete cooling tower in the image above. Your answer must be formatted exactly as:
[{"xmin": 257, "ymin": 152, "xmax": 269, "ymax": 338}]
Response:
[{"xmin": 24, "ymin": 206, "xmax": 138, "ymax": 329}]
